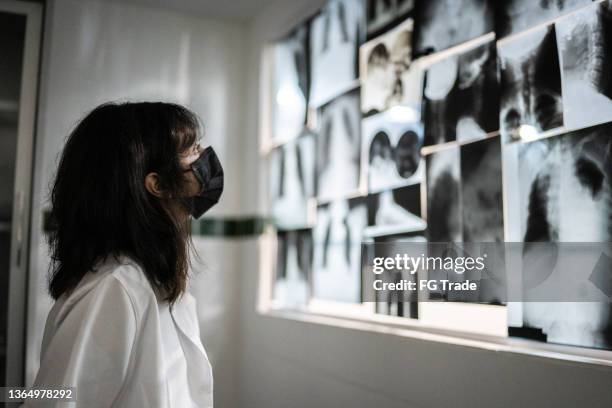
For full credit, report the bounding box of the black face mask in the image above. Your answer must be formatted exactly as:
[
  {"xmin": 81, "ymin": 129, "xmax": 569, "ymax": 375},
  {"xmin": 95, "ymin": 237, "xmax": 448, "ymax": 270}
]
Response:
[{"xmin": 181, "ymin": 146, "xmax": 224, "ymax": 219}]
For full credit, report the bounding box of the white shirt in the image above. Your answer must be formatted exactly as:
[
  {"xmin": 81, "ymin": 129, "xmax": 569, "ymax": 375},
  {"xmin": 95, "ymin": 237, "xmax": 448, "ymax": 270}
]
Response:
[{"xmin": 25, "ymin": 255, "xmax": 213, "ymax": 407}]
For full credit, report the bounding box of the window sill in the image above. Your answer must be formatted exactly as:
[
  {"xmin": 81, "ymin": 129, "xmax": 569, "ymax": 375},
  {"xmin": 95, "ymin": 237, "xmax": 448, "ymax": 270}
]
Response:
[{"xmin": 258, "ymin": 305, "xmax": 612, "ymax": 369}]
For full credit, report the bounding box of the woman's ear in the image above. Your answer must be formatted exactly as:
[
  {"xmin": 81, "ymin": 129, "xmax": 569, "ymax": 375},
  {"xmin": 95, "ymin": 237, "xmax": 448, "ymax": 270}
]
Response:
[{"xmin": 144, "ymin": 172, "xmax": 165, "ymax": 198}]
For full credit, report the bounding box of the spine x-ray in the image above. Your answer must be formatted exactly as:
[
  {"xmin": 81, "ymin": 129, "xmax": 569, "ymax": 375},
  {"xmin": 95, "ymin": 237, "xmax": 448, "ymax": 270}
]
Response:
[
  {"xmin": 423, "ymin": 39, "xmax": 499, "ymax": 147},
  {"xmin": 499, "ymin": 25, "xmax": 564, "ymax": 143},
  {"xmin": 506, "ymin": 123, "xmax": 612, "ymax": 349},
  {"xmin": 556, "ymin": 1, "xmax": 612, "ymax": 130}
]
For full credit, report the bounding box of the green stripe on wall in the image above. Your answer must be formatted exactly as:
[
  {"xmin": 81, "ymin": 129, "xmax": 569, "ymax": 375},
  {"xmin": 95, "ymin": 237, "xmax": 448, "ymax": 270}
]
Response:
[
  {"xmin": 191, "ymin": 216, "xmax": 268, "ymax": 237},
  {"xmin": 43, "ymin": 209, "xmax": 269, "ymax": 238}
]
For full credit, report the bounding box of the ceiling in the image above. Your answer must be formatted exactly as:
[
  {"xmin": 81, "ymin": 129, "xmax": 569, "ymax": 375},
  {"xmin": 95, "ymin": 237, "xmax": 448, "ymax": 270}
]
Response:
[{"xmin": 112, "ymin": 0, "xmax": 279, "ymax": 21}]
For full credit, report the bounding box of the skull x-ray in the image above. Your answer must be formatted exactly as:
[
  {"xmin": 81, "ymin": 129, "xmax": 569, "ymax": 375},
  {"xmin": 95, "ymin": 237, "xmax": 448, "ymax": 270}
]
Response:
[
  {"xmin": 556, "ymin": 1, "xmax": 612, "ymax": 130},
  {"xmin": 316, "ymin": 88, "xmax": 362, "ymax": 200},
  {"xmin": 310, "ymin": 0, "xmax": 365, "ymax": 107},
  {"xmin": 499, "ymin": 25, "xmax": 564, "ymax": 143},
  {"xmin": 274, "ymin": 229, "xmax": 313, "ymax": 308},
  {"xmin": 269, "ymin": 130, "xmax": 316, "ymax": 229},
  {"xmin": 360, "ymin": 19, "xmax": 417, "ymax": 116},
  {"xmin": 313, "ymin": 197, "xmax": 369, "ymax": 302},
  {"xmin": 271, "ymin": 23, "xmax": 310, "ymax": 144}
]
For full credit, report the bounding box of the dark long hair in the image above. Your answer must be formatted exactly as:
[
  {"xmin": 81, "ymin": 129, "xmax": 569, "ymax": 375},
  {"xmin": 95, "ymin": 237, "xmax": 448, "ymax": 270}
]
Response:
[{"xmin": 48, "ymin": 102, "xmax": 200, "ymax": 303}]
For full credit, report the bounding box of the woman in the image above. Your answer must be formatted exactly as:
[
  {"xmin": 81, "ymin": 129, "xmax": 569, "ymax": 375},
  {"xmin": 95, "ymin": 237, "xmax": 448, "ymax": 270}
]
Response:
[{"xmin": 26, "ymin": 102, "xmax": 223, "ymax": 407}]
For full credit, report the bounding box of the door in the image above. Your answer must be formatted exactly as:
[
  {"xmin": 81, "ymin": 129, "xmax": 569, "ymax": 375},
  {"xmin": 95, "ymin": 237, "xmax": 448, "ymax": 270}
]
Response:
[{"xmin": 0, "ymin": 0, "xmax": 42, "ymax": 388}]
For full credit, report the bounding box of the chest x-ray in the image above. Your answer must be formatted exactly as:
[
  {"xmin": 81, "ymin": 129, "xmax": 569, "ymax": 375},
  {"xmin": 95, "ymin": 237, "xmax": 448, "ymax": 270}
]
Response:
[
  {"xmin": 496, "ymin": 0, "xmax": 593, "ymax": 38},
  {"xmin": 271, "ymin": 23, "xmax": 310, "ymax": 144},
  {"xmin": 460, "ymin": 136, "xmax": 504, "ymax": 243},
  {"xmin": 423, "ymin": 39, "xmax": 499, "ymax": 146},
  {"xmin": 360, "ymin": 19, "xmax": 416, "ymax": 116},
  {"xmin": 425, "ymin": 138, "xmax": 505, "ymax": 304},
  {"xmin": 363, "ymin": 108, "xmax": 423, "ymax": 193},
  {"xmin": 425, "ymin": 146, "xmax": 462, "ymax": 243},
  {"xmin": 499, "ymin": 25, "xmax": 563, "ymax": 143},
  {"xmin": 366, "ymin": 0, "xmax": 414, "ymax": 38},
  {"xmin": 557, "ymin": 1, "xmax": 612, "ymax": 131},
  {"xmin": 274, "ymin": 229, "xmax": 313, "ymax": 309},
  {"xmin": 413, "ymin": 0, "xmax": 494, "ymax": 56},
  {"xmin": 316, "ymin": 88, "xmax": 362, "ymax": 200},
  {"xmin": 506, "ymin": 123, "xmax": 612, "ymax": 349},
  {"xmin": 313, "ymin": 198, "xmax": 368, "ymax": 303},
  {"xmin": 269, "ymin": 131, "xmax": 316, "ymax": 229},
  {"xmin": 310, "ymin": 0, "xmax": 365, "ymax": 107}
]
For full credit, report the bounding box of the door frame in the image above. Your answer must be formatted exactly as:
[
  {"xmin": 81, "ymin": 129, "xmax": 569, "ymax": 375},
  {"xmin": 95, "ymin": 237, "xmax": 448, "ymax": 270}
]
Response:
[{"xmin": 1, "ymin": 0, "xmax": 42, "ymax": 387}]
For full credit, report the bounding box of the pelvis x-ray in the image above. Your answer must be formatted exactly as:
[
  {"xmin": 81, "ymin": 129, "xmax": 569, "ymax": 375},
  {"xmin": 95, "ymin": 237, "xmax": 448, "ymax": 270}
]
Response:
[
  {"xmin": 269, "ymin": 131, "xmax": 316, "ymax": 229},
  {"xmin": 363, "ymin": 108, "xmax": 423, "ymax": 193},
  {"xmin": 274, "ymin": 229, "xmax": 313, "ymax": 308},
  {"xmin": 422, "ymin": 39, "xmax": 499, "ymax": 146},
  {"xmin": 365, "ymin": 184, "xmax": 424, "ymax": 237},
  {"xmin": 499, "ymin": 25, "xmax": 564, "ymax": 143},
  {"xmin": 496, "ymin": 0, "xmax": 593, "ymax": 38},
  {"xmin": 557, "ymin": 1, "xmax": 612, "ymax": 130},
  {"xmin": 413, "ymin": 0, "xmax": 494, "ymax": 56},
  {"xmin": 272, "ymin": 23, "xmax": 310, "ymax": 144},
  {"xmin": 360, "ymin": 19, "xmax": 416, "ymax": 116},
  {"xmin": 366, "ymin": 0, "xmax": 414, "ymax": 39},
  {"xmin": 313, "ymin": 198, "xmax": 369, "ymax": 303},
  {"xmin": 506, "ymin": 124, "xmax": 612, "ymax": 349},
  {"xmin": 316, "ymin": 88, "xmax": 362, "ymax": 200},
  {"xmin": 425, "ymin": 146, "xmax": 462, "ymax": 243},
  {"xmin": 310, "ymin": 0, "xmax": 364, "ymax": 107}
]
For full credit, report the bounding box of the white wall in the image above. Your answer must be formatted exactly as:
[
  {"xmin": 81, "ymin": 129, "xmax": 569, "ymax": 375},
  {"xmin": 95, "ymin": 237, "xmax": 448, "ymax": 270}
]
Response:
[
  {"xmin": 236, "ymin": 1, "xmax": 612, "ymax": 407},
  {"xmin": 26, "ymin": 1, "xmax": 247, "ymax": 406},
  {"xmin": 25, "ymin": 0, "xmax": 612, "ymax": 406}
]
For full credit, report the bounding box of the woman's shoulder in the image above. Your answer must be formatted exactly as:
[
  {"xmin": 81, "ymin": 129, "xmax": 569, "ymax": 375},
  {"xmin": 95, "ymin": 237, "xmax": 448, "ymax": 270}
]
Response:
[
  {"xmin": 98, "ymin": 254, "xmax": 164, "ymax": 315},
  {"xmin": 54, "ymin": 255, "xmax": 157, "ymax": 322},
  {"xmin": 108, "ymin": 255, "xmax": 157, "ymax": 295}
]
